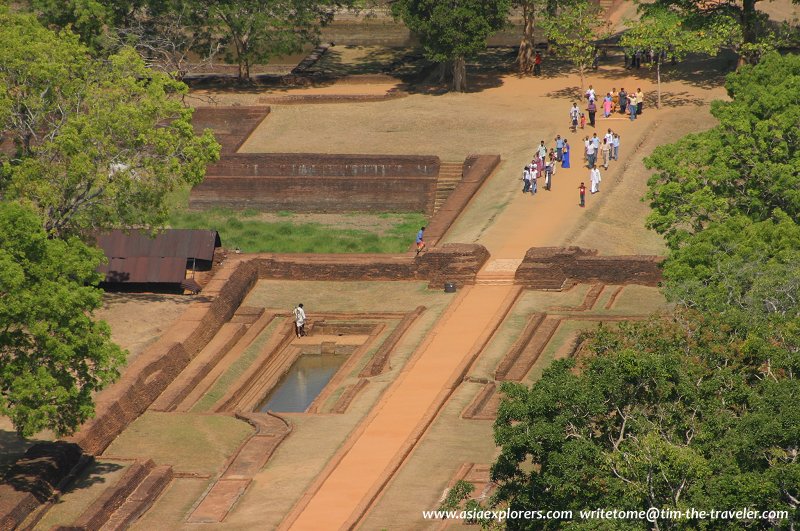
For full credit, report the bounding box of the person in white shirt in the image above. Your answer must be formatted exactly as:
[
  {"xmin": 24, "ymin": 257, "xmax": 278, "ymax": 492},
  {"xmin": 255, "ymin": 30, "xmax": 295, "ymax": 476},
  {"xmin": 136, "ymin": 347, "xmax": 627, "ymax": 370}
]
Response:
[
  {"xmin": 590, "ymin": 166, "xmax": 602, "ymax": 193},
  {"xmin": 585, "ymin": 85, "xmax": 596, "ymax": 102},
  {"xmin": 522, "ymin": 165, "xmax": 531, "ymax": 193},
  {"xmin": 585, "ymin": 140, "xmax": 596, "ymax": 168},
  {"xmin": 612, "ymin": 133, "xmax": 620, "ymax": 160},
  {"xmin": 569, "ymin": 103, "xmax": 580, "ymax": 132},
  {"xmin": 293, "ymin": 303, "xmax": 306, "ymax": 337},
  {"xmin": 604, "ymin": 128, "xmax": 614, "ymax": 147},
  {"xmin": 537, "ymin": 140, "xmax": 547, "ymax": 160}
]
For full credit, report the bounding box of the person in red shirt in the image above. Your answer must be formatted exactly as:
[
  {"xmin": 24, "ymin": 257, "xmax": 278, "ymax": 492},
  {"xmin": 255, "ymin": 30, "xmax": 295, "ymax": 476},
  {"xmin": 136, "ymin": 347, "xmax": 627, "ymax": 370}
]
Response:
[
  {"xmin": 534, "ymin": 52, "xmax": 542, "ymax": 76},
  {"xmin": 579, "ymin": 182, "xmax": 586, "ymax": 207}
]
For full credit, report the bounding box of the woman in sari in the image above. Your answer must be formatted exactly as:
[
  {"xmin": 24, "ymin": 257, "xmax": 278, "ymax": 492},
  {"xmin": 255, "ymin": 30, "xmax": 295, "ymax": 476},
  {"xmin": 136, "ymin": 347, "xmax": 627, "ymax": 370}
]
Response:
[{"xmin": 562, "ymin": 141, "xmax": 571, "ymax": 168}]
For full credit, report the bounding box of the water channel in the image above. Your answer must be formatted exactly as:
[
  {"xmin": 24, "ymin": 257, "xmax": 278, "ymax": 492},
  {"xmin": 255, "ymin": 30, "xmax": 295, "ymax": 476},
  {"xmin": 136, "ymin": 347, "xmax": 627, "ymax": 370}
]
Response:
[{"xmin": 256, "ymin": 353, "xmax": 348, "ymax": 413}]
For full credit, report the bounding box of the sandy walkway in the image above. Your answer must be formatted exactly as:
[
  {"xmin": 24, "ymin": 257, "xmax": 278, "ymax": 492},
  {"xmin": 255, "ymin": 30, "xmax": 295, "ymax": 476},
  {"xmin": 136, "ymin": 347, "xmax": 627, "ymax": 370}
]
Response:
[{"xmin": 281, "ymin": 284, "xmax": 516, "ymax": 530}]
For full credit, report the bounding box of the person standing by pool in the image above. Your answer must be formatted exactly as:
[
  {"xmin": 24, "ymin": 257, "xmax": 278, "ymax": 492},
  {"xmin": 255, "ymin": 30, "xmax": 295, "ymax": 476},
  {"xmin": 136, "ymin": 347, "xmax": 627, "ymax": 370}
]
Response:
[{"xmin": 294, "ymin": 303, "xmax": 306, "ymax": 338}]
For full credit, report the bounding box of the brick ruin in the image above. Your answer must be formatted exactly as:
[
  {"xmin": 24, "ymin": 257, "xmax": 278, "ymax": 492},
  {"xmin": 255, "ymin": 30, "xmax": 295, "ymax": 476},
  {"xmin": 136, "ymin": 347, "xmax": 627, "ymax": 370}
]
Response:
[{"xmin": 190, "ymin": 153, "xmax": 442, "ymax": 213}]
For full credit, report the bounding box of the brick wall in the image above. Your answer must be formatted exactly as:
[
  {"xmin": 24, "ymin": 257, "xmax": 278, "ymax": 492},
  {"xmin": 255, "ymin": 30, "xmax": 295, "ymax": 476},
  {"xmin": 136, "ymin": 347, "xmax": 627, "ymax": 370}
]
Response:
[
  {"xmin": 192, "ymin": 107, "xmax": 271, "ymax": 154},
  {"xmin": 189, "ymin": 153, "xmax": 440, "ymax": 213},
  {"xmin": 515, "ymin": 247, "xmax": 663, "ymax": 289}
]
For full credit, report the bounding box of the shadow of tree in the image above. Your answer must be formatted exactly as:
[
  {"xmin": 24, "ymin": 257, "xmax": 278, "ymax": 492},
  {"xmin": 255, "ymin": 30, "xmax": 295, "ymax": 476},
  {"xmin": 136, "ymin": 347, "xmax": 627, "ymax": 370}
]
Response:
[{"xmin": 0, "ymin": 429, "xmax": 48, "ymax": 477}]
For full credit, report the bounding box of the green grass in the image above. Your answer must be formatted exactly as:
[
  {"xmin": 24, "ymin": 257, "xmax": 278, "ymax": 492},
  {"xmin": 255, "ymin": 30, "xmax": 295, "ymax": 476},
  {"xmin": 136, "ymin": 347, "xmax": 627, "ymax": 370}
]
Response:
[{"xmin": 168, "ymin": 207, "xmax": 427, "ymax": 254}]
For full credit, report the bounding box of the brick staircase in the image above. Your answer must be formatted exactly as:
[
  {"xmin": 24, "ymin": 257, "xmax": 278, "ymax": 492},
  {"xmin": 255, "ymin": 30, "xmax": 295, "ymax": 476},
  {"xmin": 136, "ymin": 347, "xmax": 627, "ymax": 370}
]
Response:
[
  {"xmin": 61, "ymin": 459, "xmax": 172, "ymax": 531},
  {"xmin": 434, "ymin": 162, "xmax": 464, "ymax": 213}
]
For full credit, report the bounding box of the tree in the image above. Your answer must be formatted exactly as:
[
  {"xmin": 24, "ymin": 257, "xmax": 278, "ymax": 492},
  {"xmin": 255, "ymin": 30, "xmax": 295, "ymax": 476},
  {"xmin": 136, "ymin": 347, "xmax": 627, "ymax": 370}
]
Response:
[
  {"xmin": 0, "ymin": 201, "xmax": 125, "ymax": 437},
  {"xmin": 0, "ymin": 12, "xmax": 220, "ymax": 238},
  {"xmin": 192, "ymin": 0, "xmax": 346, "ymax": 80},
  {"xmin": 541, "ymin": 0, "xmax": 607, "ymax": 93},
  {"xmin": 392, "ymin": 0, "xmax": 512, "ymax": 92},
  {"xmin": 514, "ymin": 0, "xmax": 545, "ymax": 75},
  {"xmin": 29, "ymin": 0, "xmax": 146, "ymax": 49},
  {"xmin": 647, "ymin": 0, "xmax": 800, "ymax": 67},
  {"xmin": 644, "ymin": 52, "xmax": 800, "ymax": 248},
  {"xmin": 620, "ymin": 7, "xmax": 721, "ymax": 109},
  {"xmin": 492, "ymin": 312, "xmax": 799, "ymax": 529}
]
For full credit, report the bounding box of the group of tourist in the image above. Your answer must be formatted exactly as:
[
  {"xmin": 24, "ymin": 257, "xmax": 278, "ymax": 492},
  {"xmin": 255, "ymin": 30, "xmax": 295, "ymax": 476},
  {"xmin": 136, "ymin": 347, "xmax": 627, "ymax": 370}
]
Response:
[
  {"xmin": 522, "ymin": 138, "xmax": 563, "ymax": 194},
  {"xmin": 576, "ymin": 85, "xmax": 645, "ymax": 128}
]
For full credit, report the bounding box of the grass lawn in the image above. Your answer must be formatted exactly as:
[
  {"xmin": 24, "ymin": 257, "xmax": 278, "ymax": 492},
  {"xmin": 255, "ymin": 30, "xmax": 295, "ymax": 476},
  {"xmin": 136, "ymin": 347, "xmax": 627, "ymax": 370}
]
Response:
[{"xmin": 168, "ymin": 202, "xmax": 427, "ymax": 254}]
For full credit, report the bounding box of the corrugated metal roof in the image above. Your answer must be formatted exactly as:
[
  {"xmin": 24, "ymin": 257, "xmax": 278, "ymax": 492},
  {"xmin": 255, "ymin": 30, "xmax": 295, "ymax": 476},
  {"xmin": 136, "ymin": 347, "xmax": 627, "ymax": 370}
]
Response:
[{"xmin": 95, "ymin": 229, "xmax": 221, "ymax": 284}]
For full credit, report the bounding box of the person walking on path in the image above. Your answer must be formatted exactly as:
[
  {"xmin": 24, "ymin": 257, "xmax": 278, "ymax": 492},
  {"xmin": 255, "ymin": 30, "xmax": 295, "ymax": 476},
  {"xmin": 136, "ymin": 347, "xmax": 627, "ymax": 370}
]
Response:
[
  {"xmin": 537, "ymin": 140, "xmax": 547, "ymax": 160},
  {"xmin": 522, "ymin": 165, "xmax": 532, "ymax": 193},
  {"xmin": 555, "ymin": 135, "xmax": 564, "ymax": 161},
  {"xmin": 530, "ymin": 164, "xmax": 538, "ymax": 194},
  {"xmin": 569, "ymin": 103, "xmax": 580, "ymax": 133},
  {"xmin": 545, "ymin": 152, "xmax": 555, "ymax": 191},
  {"xmin": 562, "ymin": 141, "xmax": 571, "ymax": 168},
  {"xmin": 628, "ymin": 92, "xmax": 638, "ymax": 121},
  {"xmin": 618, "ymin": 88, "xmax": 627, "ymax": 115},
  {"xmin": 534, "ymin": 51, "xmax": 542, "ymax": 76},
  {"xmin": 611, "ymin": 88, "xmax": 618, "ymax": 112},
  {"xmin": 580, "ymin": 113, "xmax": 586, "ymax": 130},
  {"xmin": 603, "ymin": 93, "xmax": 612, "ymax": 118},
  {"xmin": 415, "ymin": 226, "xmax": 426, "ymax": 255},
  {"xmin": 590, "ymin": 166, "xmax": 602, "ymax": 193},
  {"xmin": 587, "ymin": 99, "xmax": 597, "ymax": 128},
  {"xmin": 613, "ymin": 133, "xmax": 620, "ymax": 160},
  {"xmin": 604, "ymin": 128, "xmax": 614, "ymax": 148},
  {"xmin": 579, "ymin": 182, "xmax": 586, "ymax": 207},
  {"xmin": 636, "ymin": 88, "xmax": 644, "ymax": 116},
  {"xmin": 586, "ymin": 138, "xmax": 597, "ymax": 168},
  {"xmin": 585, "ymin": 85, "xmax": 596, "ymax": 102},
  {"xmin": 294, "ymin": 303, "xmax": 307, "ymax": 338},
  {"xmin": 601, "ymin": 138, "xmax": 611, "ymax": 169}
]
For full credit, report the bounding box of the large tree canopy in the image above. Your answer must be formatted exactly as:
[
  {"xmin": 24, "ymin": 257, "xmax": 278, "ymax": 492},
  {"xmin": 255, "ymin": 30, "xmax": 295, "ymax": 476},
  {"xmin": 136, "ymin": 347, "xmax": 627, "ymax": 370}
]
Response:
[
  {"xmin": 0, "ymin": 201, "xmax": 125, "ymax": 437},
  {"xmin": 392, "ymin": 0, "xmax": 512, "ymax": 92},
  {"xmin": 0, "ymin": 11, "xmax": 219, "ymax": 238},
  {"xmin": 644, "ymin": 52, "xmax": 800, "ymax": 248}
]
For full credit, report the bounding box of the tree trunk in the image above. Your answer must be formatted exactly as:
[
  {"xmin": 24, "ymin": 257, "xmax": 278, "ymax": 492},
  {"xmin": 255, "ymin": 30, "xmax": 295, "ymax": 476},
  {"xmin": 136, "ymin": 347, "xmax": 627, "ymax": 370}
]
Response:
[
  {"xmin": 452, "ymin": 56, "xmax": 467, "ymax": 92},
  {"xmin": 656, "ymin": 61, "xmax": 661, "ymax": 109},
  {"xmin": 517, "ymin": 4, "xmax": 536, "ymax": 75},
  {"xmin": 737, "ymin": 0, "xmax": 758, "ymax": 68}
]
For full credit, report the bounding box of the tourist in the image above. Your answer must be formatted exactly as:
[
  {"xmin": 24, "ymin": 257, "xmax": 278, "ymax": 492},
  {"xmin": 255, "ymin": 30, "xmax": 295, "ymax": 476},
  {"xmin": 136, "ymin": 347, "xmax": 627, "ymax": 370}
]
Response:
[
  {"xmin": 603, "ymin": 93, "xmax": 612, "ymax": 118},
  {"xmin": 604, "ymin": 128, "xmax": 614, "ymax": 148},
  {"xmin": 587, "ymin": 98, "xmax": 597, "ymax": 128},
  {"xmin": 534, "ymin": 51, "xmax": 542, "ymax": 76},
  {"xmin": 580, "ymin": 112, "xmax": 586, "ymax": 130},
  {"xmin": 545, "ymin": 151, "xmax": 556, "ymax": 190},
  {"xmin": 590, "ymin": 165, "xmax": 602, "ymax": 193},
  {"xmin": 530, "ymin": 164, "xmax": 538, "ymax": 194},
  {"xmin": 562, "ymin": 140, "xmax": 571, "ymax": 168},
  {"xmin": 592, "ymin": 133, "xmax": 600, "ymax": 152},
  {"xmin": 294, "ymin": 303, "xmax": 306, "ymax": 338},
  {"xmin": 613, "ymin": 133, "xmax": 620, "ymax": 160},
  {"xmin": 570, "ymin": 103, "xmax": 580, "ymax": 133},
  {"xmin": 600, "ymin": 138, "xmax": 611, "ymax": 169},
  {"xmin": 555, "ymin": 135, "xmax": 564, "ymax": 161},
  {"xmin": 618, "ymin": 88, "xmax": 628, "ymax": 115},
  {"xmin": 583, "ymin": 136, "xmax": 590, "ymax": 161},
  {"xmin": 522, "ymin": 165, "xmax": 532, "ymax": 193},
  {"xmin": 537, "ymin": 140, "xmax": 547, "ymax": 160},
  {"xmin": 585, "ymin": 138, "xmax": 596, "ymax": 168},
  {"xmin": 628, "ymin": 92, "xmax": 637, "ymax": 121},
  {"xmin": 611, "ymin": 88, "xmax": 618, "ymax": 113},
  {"xmin": 585, "ymin": 84, "xmax": 596, "ymax": 102},
  {"xmin": 579, "ymin": 182, "xmax": 586, "ymax": 207},
  {"xmin": 636, "ymin": 88, "xmax": 644, "ymax": 116},
  {"xmin": 416, "ymin": 226, "xmax": 426, "ymax": 255}
]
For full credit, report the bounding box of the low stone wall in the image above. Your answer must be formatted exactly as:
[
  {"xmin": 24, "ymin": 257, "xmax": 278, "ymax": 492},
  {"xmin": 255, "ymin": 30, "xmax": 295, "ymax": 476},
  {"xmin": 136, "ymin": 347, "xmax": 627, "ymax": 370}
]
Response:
[
  {"xmin": 515, "ymin": 247, "xmax": 663, "ymax": 289},
  {"xmin": 192, "ymin": 107, "xmax": 270, "ymax": 154},
  {"xmin": 70, "ymin": 260, "xmax": 260, "ymax": 456},
  {"xmin": 424, "ymin": 154, "xmax": 501, "ymax": 246},
  {"xmin": 190, "ymin": 153, "xmax": 440, "ymax": 213},
  {"xmin": 0, "ymin": 442, "xmax": 85, "ymax": 530}
]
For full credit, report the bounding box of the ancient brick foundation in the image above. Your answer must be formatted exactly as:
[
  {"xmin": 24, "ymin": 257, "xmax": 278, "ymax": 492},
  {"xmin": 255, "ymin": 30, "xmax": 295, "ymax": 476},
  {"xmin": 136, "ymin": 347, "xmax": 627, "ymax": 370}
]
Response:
[
  {"xmin": 190, "ymin": 153, "xmax": 440, "ymax": 213},
  {"xmin": 192, "ymin": 107, "xmax": 271, "ymax": 154},
  {"xmin": 424, "ymin": 154, "xmax": 501, "ymax": 246},
  {"xmin": 515, "ymin": 247, "xmax": 663, "ymax": 289},
  {"xmin": 0, "ymin": 442, "xmax": 85, "ymax": 530}
]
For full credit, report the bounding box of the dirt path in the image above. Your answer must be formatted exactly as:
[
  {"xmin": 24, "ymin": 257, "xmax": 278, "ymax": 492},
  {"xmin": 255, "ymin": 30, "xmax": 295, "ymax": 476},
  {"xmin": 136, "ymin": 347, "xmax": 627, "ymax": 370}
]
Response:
[{"xmin": 280, "ymin": 284, "xmax": 517, "ymax": 530}]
